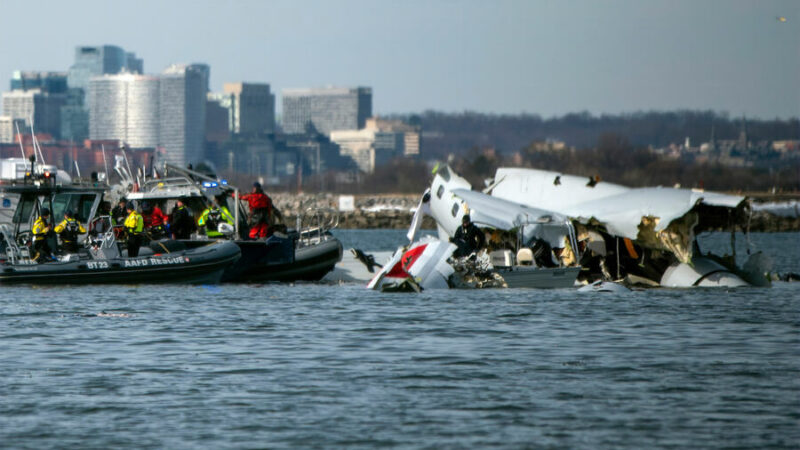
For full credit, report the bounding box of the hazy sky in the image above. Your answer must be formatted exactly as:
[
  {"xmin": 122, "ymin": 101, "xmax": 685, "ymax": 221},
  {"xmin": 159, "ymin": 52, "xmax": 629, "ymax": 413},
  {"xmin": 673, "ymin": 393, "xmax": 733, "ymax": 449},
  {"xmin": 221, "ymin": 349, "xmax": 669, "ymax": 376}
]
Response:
[{"xmin": 1, "ymin": 0, "xmax": 798, "ymax": 118}]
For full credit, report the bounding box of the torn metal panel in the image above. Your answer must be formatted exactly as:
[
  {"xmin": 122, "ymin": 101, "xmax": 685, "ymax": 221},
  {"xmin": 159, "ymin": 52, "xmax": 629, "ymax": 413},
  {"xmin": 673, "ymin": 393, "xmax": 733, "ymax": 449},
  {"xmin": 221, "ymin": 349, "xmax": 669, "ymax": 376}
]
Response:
[{"xmin": 490, "ymin": 167, "xmax": 747, "ymax": 262}]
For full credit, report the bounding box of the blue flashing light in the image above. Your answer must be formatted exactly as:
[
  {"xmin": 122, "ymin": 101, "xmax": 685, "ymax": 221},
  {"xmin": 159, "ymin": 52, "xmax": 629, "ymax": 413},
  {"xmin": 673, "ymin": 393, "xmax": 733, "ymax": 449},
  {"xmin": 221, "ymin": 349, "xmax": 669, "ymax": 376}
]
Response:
[
  {"xmin": 220, "ymin": 179, "xmax": 228, "ymax": 185},
  {"xmin": 202, "ymin": 181, "xmax": 213, "ymax": 188}
]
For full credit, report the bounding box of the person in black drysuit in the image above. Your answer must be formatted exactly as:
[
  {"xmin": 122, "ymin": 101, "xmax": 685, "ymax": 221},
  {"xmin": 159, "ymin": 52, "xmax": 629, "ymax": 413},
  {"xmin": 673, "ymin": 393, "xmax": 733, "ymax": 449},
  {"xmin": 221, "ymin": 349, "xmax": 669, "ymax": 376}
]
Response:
[
  {"xmin": 110, "ymin": 199, "xmax": 128, "ymax": 226},
  {"xmin": 170, "ymin": 198, "xmax": 195, "ymax": 239},
  {"xmin": 451, "ymin": 214, "xmax": 485, "ymax": 257}
]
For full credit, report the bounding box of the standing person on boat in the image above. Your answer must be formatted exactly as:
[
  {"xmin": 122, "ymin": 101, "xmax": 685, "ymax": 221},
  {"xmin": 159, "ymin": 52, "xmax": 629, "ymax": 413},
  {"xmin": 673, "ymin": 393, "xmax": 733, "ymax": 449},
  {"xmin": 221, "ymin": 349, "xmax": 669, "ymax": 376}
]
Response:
[
  {"xmin": 54, "ymin": 210, "xmax": 87, "ymax": 254},
  {"xmin": 32, "ymin": 208, "xmax": 55, "ymax": 263},
  {"xmin": 124, "ymin": 202, "xmax": 144, "ymax": 257},
  {"xmin": 451, "ymin": 214, "xmax": 486, "ymax": 257},
  {"xmin": 170, "ymin": 198, "xmax": 195, "ymax": 240},
  {"xmin": 240, "ymin": 182, "xmax": 272, "ymax": 239},
  {"xmin": 141, "ymin": 201, "xmax": 169, "ymax": 240},
  {"xmin": 198, "ymin": 201, "xmax": 235, "ymax": 238},
  {"xmin": 111, "ymin": 199, "xmax": 128, "ymax": 226}
]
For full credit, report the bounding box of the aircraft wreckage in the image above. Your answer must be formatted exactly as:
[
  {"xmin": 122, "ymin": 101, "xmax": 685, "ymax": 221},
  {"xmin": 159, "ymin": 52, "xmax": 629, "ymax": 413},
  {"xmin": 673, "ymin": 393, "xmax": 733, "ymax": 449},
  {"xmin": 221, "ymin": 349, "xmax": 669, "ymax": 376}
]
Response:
[{"xmin": 368, "ymin": 165, "xmax": 772, "ymax": 291}]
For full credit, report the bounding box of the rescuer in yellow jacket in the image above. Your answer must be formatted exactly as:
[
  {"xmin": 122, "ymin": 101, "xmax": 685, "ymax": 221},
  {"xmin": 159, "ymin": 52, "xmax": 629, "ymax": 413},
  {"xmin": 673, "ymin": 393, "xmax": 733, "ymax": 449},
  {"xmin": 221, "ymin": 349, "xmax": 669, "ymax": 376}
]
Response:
[
  {"xmin": 54, "ymin": 209, "xmax": 87, "ymax": 254},
  {"xmin": 197, "ymin": 202, "xmax": 235, "ymax": 238},
  {"xmin": 124, "ymin": 202, "xmax": 144, "ymax": 257},
  {"xmin": 32, "ymin": 207, "xmax": 54, "ymax": 263}
]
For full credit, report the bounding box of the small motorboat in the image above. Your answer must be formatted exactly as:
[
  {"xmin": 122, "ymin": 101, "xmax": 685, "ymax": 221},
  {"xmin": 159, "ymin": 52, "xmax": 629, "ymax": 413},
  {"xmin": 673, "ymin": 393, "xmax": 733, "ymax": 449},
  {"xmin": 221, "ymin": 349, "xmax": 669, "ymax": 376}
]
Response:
[
  {"xmin": 0, "ymin": 220, "xmax": 241, "ymax": 285},
  {"xmin": 122, "ymin": 164, "xmax": 342, "ymax": 283}
]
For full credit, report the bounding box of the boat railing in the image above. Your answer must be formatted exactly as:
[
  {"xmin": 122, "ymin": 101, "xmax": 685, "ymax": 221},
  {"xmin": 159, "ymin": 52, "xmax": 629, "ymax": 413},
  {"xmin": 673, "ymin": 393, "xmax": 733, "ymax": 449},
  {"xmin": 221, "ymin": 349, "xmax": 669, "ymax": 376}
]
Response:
[
  {"xmin": 295, "ymin": 207, "xmax": 339, "ymax": 247},
  {"xmin": 0, "ymin": 224, "xmax": 31, "ymax": 265},
  {"xmin": 140, "ymin": 177, "xmax": 201, "ymax": 193}
]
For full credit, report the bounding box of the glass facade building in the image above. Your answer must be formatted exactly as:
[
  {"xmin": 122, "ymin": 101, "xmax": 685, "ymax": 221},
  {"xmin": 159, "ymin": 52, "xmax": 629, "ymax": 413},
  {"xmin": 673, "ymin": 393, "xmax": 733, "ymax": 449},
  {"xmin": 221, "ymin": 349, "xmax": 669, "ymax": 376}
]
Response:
[
  {"xmin": 282, "ymin": 87, "xmax": 372, "ymax": 135},
  {"xmin": 10, "ymin": 71, "xmax": 68, "ymax": 94},
  {"xmin": 88, "ymin": 64, "xmax": 208, "ymax": 167},
  {"xmin": 159, "ymin": 64, "xmax": 208, "ymax": 167},
  {"xmin": 65, "ymin": 45, "xmax": 143, "ymax": 142},
  {"xmin": 88, "ymin": 74, "xmax": 160, "ymax": 149}
]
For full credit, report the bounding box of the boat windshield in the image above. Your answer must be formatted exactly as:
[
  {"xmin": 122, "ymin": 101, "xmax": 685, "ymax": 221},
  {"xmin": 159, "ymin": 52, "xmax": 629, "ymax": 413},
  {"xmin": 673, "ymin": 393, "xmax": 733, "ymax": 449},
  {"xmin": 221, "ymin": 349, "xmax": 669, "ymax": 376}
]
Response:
[
  {"xmin": 12, "ymin": 196, "xmax": 36, "ymax": 226},
  {"xmin": 51, "ymin": 193, "xmax": 98, "ymax": 223}
]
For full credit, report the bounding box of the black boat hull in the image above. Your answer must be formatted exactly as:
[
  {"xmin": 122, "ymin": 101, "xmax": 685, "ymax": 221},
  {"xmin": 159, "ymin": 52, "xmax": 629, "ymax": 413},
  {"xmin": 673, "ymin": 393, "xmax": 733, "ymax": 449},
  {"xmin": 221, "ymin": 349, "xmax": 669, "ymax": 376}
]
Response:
[
  {"xmin": 0, "ymin": 241, "xmax": 241, "ymax": 285},
  {"xmin": 228, "ymin": 238, "xmax": 343, "ymax": 282},
  {"xmin": 177, "ymin": 236, "xmax": 343, "ymax": 283}
]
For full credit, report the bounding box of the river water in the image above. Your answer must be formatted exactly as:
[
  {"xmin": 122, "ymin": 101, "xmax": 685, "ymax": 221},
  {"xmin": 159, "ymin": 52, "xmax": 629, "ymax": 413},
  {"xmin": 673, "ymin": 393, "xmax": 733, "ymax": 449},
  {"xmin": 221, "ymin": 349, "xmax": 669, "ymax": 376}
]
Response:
[{"xmin": 0, "ymin": 231, "xmax": 798, "ymax": 449}]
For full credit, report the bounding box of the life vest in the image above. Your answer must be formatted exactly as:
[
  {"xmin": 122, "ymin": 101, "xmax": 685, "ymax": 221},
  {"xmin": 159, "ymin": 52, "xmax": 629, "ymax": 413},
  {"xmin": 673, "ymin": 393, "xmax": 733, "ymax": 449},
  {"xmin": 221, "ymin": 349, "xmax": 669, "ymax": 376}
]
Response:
[
  {"xmin": 124, "ymin": 211, "xmax": 144, "ymax": 234},
  {"xmin": 198, "ymin": 207, "xmax": 234, "ymax": 236},
  {"xmin": 32, "ymin": 217, "xmax": 50, "ymax": 241},
  {"xmin": 55, "ymin": 218, "xmax": 85, "ymax": 242}
]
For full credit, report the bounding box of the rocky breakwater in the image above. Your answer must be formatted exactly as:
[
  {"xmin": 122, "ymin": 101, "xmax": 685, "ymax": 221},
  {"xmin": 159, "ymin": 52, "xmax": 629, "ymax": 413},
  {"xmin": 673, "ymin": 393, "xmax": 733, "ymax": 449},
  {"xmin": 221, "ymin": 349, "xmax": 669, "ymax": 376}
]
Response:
[{"xmin": 269, "ymin": 193, "xmax": 435, "ymax": 229}]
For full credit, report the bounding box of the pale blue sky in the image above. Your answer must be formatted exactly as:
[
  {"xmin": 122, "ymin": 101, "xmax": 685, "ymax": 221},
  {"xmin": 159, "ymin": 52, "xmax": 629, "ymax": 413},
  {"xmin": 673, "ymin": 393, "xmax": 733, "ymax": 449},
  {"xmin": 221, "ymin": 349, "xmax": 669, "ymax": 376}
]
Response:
[{"xmin": 1, "ymin": 0, "xmax": 798, "ymax": 118}]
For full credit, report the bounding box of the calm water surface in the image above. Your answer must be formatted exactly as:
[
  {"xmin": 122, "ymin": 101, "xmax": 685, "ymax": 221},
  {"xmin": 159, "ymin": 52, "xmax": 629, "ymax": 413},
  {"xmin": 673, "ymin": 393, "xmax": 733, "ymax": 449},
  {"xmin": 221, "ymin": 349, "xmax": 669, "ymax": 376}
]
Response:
[{"xmin": 0, "ymin": 231, "xmax": 798, "ymax": 449}]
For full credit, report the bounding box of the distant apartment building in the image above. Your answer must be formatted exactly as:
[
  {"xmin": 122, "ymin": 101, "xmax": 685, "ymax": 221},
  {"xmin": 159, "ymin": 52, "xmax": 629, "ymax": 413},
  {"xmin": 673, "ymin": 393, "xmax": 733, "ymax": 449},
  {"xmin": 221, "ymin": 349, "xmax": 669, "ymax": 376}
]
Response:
[
  {"xmin": 68, "ymin": 45, "xmax": 143, "ymax": 91},
  {"xmin": 10, "ymin": 71, "xmax": 68, "ymax": 93},
  {"xmin": 87, "ymin": 63, "xmax": 208, "ymax": 167},
  {"xmin": 159, "ymin": 64, "xmax": 208, "ymax": 167},
  {"xmin": 64, "ymin": 45, "xmax": 143, "ymax": 142},
  {"xmin": 282, "ymin": 87, "xmax": 371, "ymax": 135},
  {"xmin": 88, "ymin": 74, "xmax": 160, "ymax": 149},
  {"xmin": 329, "ymin": 128, "xmax": 401, "ymax": 173},
  {"xmin": 206, "ymin": 93, "xmax": 231, "ymax": 143},
  {"xmin": 1, "ymin": 89, "xmax": 66, "ymax": 139},
  {"xmin": 2, "ymin": 71, "xmax": 69, "ymax": 139},
  {"xmin": 223, "ymin": 82, "xmax": 275, "ymax": 135},
  {"xmin": 365, "ymin": 117, "xmax": 421, "ymax": 156},
  {"xmin": 0, "ymin": 116, "xmax": 26, "ymax": 143}
]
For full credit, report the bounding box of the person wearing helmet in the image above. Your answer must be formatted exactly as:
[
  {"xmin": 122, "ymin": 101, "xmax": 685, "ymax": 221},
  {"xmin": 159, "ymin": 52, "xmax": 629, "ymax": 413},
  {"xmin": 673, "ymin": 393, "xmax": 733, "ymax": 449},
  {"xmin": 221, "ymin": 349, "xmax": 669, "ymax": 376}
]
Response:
[
  {"xmin": 239, "ymin": 182, "xmax": 273, "ymax": 239},
  {"xmin": 197, "ymin": 200, "xmax": 235, "ymax": 238},
  {"xmin": 123, "ymin": 202, "xmax": 144, "ymax": 257},
  {"xmin": 54, "ymin": 209, "xmax": 87, "ymax": 254},
  {"xmin": 32, "ymin": 207, "xmax": 54, "ymax": 263}
]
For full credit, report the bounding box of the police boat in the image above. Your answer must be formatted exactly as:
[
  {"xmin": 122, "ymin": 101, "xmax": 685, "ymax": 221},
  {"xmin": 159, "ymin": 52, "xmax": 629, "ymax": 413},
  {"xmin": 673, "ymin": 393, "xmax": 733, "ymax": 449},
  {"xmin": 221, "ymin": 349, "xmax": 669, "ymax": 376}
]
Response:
[
  {"xmin": 0, "ymin": 219, "xmax": 240, "ymax": 284},
  {"xmin": 0, "ymin": 175, "xmax": 240, "ymax": 285},
  {"xmin": 120, "ymin": 164, "xmax": 342, "ymax": 283}
]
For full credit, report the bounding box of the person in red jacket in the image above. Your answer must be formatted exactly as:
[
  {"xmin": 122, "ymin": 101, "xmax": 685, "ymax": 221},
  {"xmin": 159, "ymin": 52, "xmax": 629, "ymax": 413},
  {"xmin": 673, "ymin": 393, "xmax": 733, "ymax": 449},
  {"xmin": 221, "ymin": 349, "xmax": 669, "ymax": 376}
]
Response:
[
  {"xmin": 240, "ymin": 182, "xmax": 272, "ymax": 239},
  {"xmin": 141, "ymin": 201, "xmax": 169, "ymax": 239}
]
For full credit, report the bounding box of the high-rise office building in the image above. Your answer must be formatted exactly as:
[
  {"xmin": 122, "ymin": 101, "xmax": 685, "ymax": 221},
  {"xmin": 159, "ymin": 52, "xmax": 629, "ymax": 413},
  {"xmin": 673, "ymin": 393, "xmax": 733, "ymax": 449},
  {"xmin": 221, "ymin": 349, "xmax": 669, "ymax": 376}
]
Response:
[
  {"xmin": 0, "ymin": 116, "xmax": 26, "ymax": 143},
  {"xmin": 223, "ymin": 82, "xmax": 275, "ymax": 135},
  {"xmin": 3, "ymin": 71, "xmax": 68, "ymax": 139},
  {"xmin": 68, "ymin": 45, "xmax": 142, "ymax": 91},
  {"xmin": 1, "ymin": 89, "xmax": 66, "ymax": 138},
  {"xmin": 282, "ymin": 87, "xmax": 371, "ymax": 135},
  {"xmin": 88, "ymin": 74, "xmax": 160, "ymax": 149},
  {"xmin": 158, "ymin": 64, "xmax": 208, "ymax": 166},
  {"xmin": 10, "ymin": 71, "xmax": 68, "ymax": 94},
  {"xmin": 329, "ymin": 128, "xmax": 400, "ymax": 173},
  {"xmin": 65, "ymin": 45, "xmax": 143, "ymax": 142}
]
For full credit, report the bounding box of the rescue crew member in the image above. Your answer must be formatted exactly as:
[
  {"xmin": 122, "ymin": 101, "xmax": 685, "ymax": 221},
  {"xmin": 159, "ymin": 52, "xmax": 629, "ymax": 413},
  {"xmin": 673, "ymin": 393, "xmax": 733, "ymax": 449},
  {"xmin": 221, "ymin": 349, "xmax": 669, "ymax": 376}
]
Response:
[
  {"xmin": 111, "ymin": 199, "xmax": 128, "ymax": 226},
  {"xmin": 32, "ymin": 207, "xmax": 54, "ymax": 263},
  {"xmin": 124, "ymin": 202, "xmax": 144, "ymax": 257},
  {"xmin": 451, "ymin": 214, "xmax": 486, "ymax": 257},
  {"xmin": 54, "ymin": 209, "xmax": 87, "ymax": 253},
  {"xmin": 141, "ymin": 201, "xmax": 169, "ymax": 240},
  {"xmin": 198, "ymin": 201, "xmax": 235, "ymax": 238},
  {"xmin": 239, "ymin": 182, "xmax": 272, "ymax": 239},
  {"xmin": 170, "ymin": 198, "xmax": 195, "ymax": 239}
]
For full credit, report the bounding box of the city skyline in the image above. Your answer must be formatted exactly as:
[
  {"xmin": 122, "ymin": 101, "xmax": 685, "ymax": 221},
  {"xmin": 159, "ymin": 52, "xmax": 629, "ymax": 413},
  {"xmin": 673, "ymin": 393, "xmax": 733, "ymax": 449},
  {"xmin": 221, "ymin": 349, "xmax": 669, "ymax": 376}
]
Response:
[{"xmin": 0, "ymin": 0, "xmax": 798, "ymax": 119}]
